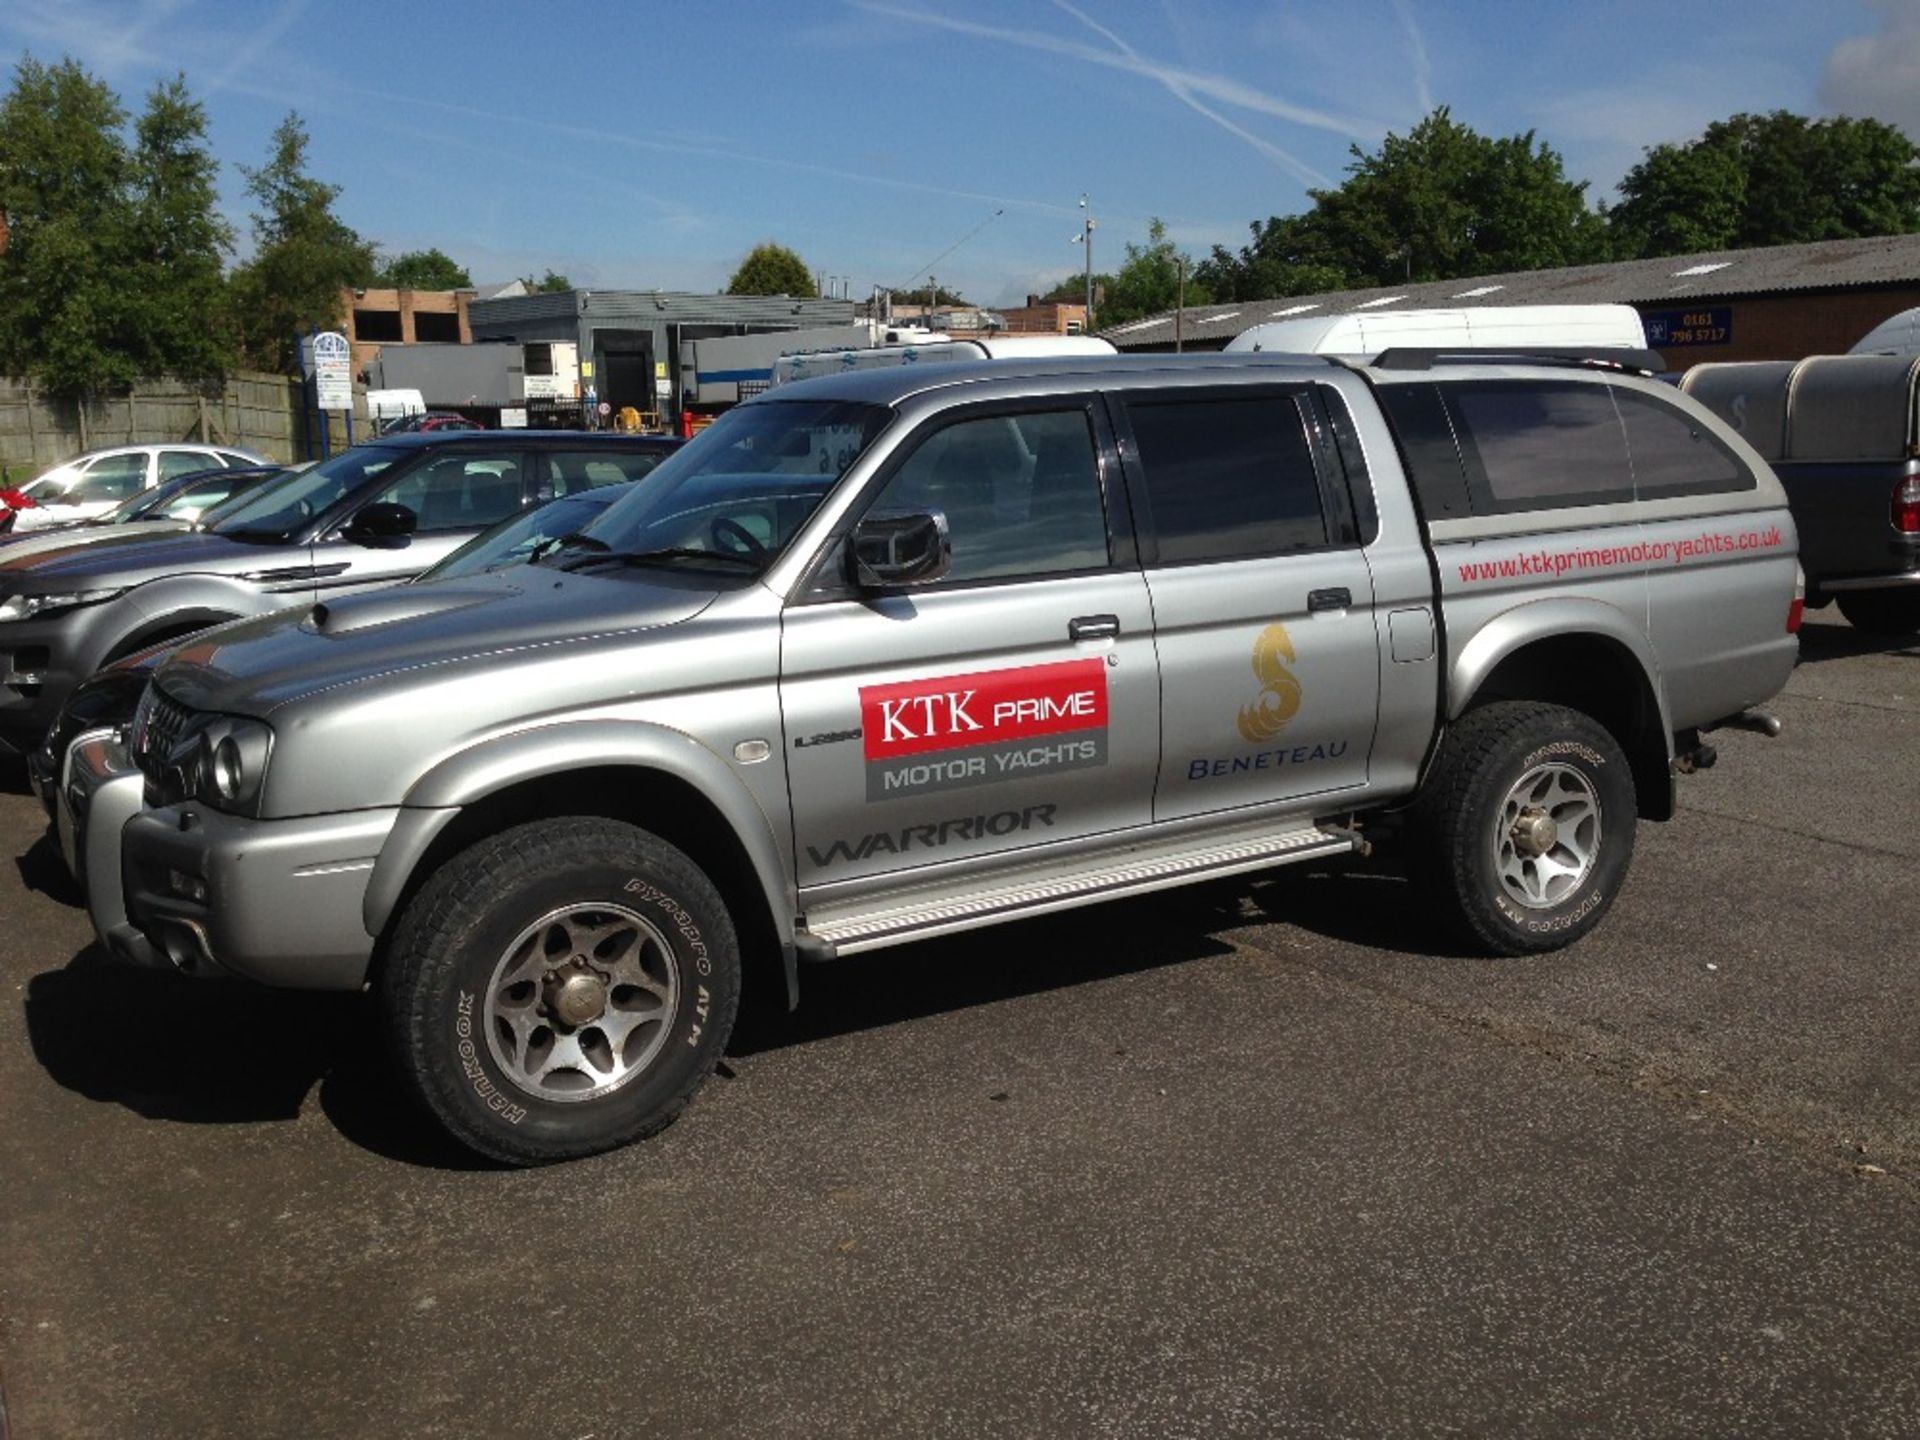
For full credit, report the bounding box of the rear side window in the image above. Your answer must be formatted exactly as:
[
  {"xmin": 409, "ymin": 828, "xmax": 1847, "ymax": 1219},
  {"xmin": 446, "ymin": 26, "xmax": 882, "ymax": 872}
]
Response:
[
  {"xmin": 1125, "ymin": 393, "xmax": 1327, "ymax": 564},
  {"xmin": 1375, "ymin": 382, "xmax": 1471, "ymax": 521},
  {"xmin": 1446, "ymin": 382, "xmax": 1634, "ymax": 511},
  {"xmin": 158, "ymin": 449, "xmax": 218, "ymax": 481},
  {"xmin": 543, "ymin": 449, "xmax": 669, "ymax": 498},
  {"xmin": 1614, "ymin": 389, "xmax": 1753, "ymax": 498}
]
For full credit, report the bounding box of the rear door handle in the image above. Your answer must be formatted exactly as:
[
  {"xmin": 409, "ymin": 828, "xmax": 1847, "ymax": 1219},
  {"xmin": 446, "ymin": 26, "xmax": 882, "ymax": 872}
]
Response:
[
  {"xmin": 1069, "ymin": 613, "xmax": 1121, "ymax": 641},
  {"xmin": 1307, "ymin": 587, "xmax": 1352, "ymax": 613}
]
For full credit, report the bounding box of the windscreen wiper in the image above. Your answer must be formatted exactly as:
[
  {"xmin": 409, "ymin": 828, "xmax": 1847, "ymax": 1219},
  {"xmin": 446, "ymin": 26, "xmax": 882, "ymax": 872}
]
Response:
[{"xmin": 551, "ymin": 545, "xmax": 759, "ymax": 573}]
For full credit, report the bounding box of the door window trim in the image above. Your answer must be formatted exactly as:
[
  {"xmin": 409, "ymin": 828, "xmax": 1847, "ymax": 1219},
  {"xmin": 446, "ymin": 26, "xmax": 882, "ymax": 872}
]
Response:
[{"xmin": 791, "ymin": 393, "xmax": 1138, "ymax": 604}]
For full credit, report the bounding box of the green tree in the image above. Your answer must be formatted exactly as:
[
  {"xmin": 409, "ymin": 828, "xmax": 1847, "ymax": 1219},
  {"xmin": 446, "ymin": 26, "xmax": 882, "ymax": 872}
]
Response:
[
  {"xmin": 727, "ymin": 242, "xmax": 816, "ymax": 297},
  {"xmin": 1196, "ymin": 107, "xmax": 1608, "ymax": 301},
  {"xmin": 1611, "ymin": 112, "xmax": 1920, "ymax": 258},
  {"xmin": 1094, "ymin": 218, "xmax": 1213, "ymax": 328},
  {"xmin": 378, "ymin": 246, "xmax": 471, "ymax": 289},
  {"xmin": 126, "ymin": 76, "xmax": 233, "ymax": 383},
  {"xmin": 0, "ymin": 57, "xmax": 138, "ymax": 396},
  {"xmin": 528, "ymin": 268, "xmax": 571, "ymax": 293},
  {"xmin": 230, "ymin": 113, "xmax": 377, "ymax": 372}
]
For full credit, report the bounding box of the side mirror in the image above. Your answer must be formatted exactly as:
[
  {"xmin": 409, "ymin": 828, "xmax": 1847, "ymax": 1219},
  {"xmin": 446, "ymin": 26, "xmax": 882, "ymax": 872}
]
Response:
[
  {"xmin": 343, "ymin": 501, "xmax": 418, "ymax": 545},
  {"xmin": 850, "ymin": 508, "xmax": 951, "ymax": 589}
]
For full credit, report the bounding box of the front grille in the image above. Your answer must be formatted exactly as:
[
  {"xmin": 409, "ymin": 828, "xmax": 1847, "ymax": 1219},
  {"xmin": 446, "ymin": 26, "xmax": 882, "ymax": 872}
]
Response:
[{"xmin": 129, "ymin": 682, "xmax": 193, "ymax": 779}]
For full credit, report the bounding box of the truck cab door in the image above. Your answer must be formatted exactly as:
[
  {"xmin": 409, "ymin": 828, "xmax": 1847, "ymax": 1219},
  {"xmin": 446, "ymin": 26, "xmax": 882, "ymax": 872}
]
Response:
[
  {"xmin": 781, "ymin": 400, "xmax": 1158, "ymax": 893},
  {"xmin": 1110, "ymin": 386, "xmax": 1383, "ymax": 823}
]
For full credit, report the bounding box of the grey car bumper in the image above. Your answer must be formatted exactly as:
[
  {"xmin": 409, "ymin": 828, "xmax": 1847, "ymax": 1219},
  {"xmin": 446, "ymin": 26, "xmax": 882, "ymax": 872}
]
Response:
[{"xmin": 114, "ymin": 801, "xmax": 401, "ymax": 990}]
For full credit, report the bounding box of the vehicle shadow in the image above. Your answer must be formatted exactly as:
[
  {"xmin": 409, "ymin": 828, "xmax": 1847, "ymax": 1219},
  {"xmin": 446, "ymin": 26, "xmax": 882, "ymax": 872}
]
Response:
[
  {"xmin": 1230, "ymin": 856, "xmax": 1484, "ymax": 960},
  {"xmin": 1796, "ymin": 614, "xmax": 1920, "ymax": 664},
  {"xmin": 23, "ymin": 946, "xmax": 492, "ymax": 1171},
  {"xmin": 0, "ymin": 754, "xmax": 32, "ymax": 797},
  {"xmin": 24, "ymin": 859, "xmax": 1463, "ymax": 1163},
  {"xmin": 14, "ymin": 827, "xmax": 82, "ymax": 907},
  {"xmin": 730, "ymin": 854, "xmax": 1471, "ymax": 1058}
]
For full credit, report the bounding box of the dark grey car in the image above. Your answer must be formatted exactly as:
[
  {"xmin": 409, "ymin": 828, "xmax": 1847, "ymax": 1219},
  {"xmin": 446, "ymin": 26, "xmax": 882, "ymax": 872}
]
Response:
[{"xmin": 0, "ymin": 432, "xmax": 678, "ymax": 752}]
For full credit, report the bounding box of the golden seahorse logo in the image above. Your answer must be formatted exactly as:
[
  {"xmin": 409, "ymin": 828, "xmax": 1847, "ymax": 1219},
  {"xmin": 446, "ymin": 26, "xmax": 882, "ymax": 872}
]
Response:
[{"xmin": 1237, "ymin": 623, "xmax": 1303, "ymax": 743}]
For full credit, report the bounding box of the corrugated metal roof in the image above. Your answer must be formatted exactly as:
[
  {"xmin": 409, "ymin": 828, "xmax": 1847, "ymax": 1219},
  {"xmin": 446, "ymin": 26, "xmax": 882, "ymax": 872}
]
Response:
[{"xmin": 1104, "ymin": 232, "xmax": 1920, "ymax": 350}]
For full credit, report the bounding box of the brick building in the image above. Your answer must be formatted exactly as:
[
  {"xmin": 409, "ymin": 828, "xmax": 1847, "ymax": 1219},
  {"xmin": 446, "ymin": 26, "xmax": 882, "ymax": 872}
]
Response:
[
  {"xmin": 338, "ymin": 286, "xmax": 476, "ymax": 375},
  {"xmin": 1101, "ymin": 233, "xmax": 1920, "ymax": 368}
]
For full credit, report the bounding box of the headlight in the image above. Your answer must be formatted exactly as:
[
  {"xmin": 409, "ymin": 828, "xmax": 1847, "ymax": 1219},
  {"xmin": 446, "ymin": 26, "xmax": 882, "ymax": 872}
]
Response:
[
  {"xmin": 174, "ymin": 716, "xmax": 273, "ymax": 814},
  {"xmin": 0, "ymin": 589, "xmax": 124, "ymax": 623}
]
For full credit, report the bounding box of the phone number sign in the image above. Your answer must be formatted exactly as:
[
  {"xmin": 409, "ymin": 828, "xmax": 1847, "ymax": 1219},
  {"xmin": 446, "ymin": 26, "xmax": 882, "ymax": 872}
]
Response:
[{"xmin": 1644, "ymin": 307, "xmax": 1733, "ymax": 348}]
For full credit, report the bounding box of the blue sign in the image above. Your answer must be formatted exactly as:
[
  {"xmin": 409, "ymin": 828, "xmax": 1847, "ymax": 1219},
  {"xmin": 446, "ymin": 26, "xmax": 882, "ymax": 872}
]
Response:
[{"xmin": 1644, "ymin": 307, "xmax": 1733, "ymax": 347}]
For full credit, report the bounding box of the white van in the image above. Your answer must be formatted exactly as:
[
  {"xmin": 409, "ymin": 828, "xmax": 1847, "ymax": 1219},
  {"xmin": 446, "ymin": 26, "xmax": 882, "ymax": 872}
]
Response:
[
  {"xmin": 1849, "ymin": 307, "xmax": 1920, "ymax": 354},
  {"xmin": 773, "ymin": 334, "xmax": 1116, "ymax": 387},
  {"xmin": 1226, "ymin": 304, "xmax": 1648, "ymax": 356},
  {"xmin": 368, "ymin": 388, "xmax": 426, "ymax": 426}
]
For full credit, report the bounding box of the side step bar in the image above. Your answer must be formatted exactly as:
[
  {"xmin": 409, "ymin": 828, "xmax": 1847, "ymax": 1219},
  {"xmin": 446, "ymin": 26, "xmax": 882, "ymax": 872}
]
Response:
[{"xmin": 801, "ymin": 822, "xmax": 1361, "ymax": 957}]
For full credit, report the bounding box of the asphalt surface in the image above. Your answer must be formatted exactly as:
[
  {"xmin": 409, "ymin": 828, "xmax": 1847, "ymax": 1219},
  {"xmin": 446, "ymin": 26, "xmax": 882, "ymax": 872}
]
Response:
[{"xmin": 2, "ymin": 610, "xmax": 1918, "ymax": 1438}]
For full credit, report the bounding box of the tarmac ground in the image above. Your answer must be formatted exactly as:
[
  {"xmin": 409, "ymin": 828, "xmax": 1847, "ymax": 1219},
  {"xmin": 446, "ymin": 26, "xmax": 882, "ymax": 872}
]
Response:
[{"xmin": 1, "ymin": 609, "xmax": 1917, "ymax": 1438}]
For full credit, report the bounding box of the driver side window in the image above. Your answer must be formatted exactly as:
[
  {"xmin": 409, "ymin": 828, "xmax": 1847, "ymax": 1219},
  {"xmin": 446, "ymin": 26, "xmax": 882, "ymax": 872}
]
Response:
[
  {"xmin": 68, "ymin": 453, "xmax": 149, "ymax": 503},
  {"xmin": 865, "ymin": 409, "xmax": 1109, "ymax": 585},
  {"xmin": 378, "ymin": 451, "xmax": 525, "ymax": 532}
]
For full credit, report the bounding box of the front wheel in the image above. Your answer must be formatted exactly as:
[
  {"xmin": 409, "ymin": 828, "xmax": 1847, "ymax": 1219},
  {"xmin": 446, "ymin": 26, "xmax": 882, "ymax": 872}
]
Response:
[
  {"xmin": 382, "ymin": 817, "xmax": 740, "ymax": 1165},
  {"xmin": 1835, "ymin": 587, "xmax": 1920, "ymax": 636},
  {"xmin": 1411, "ymin": 702, "xmax": 1637, "ymax": 956}
]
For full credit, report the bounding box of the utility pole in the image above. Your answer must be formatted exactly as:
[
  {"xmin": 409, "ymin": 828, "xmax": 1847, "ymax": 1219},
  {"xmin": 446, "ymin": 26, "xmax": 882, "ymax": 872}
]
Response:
[
  {"xmin": 927, "ymin": 274, "xmax": 936, "ymax": 323},
  {"xmin": 1077, "ymin": 194, "xmax": 1097, "ymax": 331},
  {"xmin": 1175, "ymin": 256, "xmax": 1187, "ymax": 353}
]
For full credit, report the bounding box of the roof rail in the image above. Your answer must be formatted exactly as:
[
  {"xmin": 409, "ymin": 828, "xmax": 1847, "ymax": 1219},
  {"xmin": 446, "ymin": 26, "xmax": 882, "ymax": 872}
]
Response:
[{"xmin": 1367, "ymin": 347, "xmax": 1667, "ymax": 376}]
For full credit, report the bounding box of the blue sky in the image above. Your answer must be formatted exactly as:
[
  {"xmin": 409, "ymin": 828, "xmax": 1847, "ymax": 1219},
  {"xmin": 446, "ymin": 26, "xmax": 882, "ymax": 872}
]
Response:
[{"xmin": 1, "ymin": 1, "xmax": 1910, "ymax": 306}]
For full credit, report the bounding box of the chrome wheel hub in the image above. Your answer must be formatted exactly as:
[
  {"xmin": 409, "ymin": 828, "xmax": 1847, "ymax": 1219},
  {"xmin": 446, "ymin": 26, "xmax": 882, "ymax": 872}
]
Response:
[
  {"xmin": 1493, "ymin": 763, "xmax": 1602, "ymax": 910},
  {"xmin": 484, "ymin": 903, "xmax": 679, "ymax": 1103}
]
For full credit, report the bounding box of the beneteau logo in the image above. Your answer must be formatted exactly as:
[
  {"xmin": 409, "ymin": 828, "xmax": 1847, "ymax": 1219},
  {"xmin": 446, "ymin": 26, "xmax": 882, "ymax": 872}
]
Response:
[{"xmin": 1237, "ymin": 624, "xmax": 1303, "ymax": 743}]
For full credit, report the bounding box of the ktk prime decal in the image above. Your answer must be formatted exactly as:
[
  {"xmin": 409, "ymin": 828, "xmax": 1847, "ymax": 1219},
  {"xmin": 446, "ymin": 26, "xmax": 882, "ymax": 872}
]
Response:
[{"xmin": 859, "ymin": 658, "xmax": 1109, "ymax": 800}]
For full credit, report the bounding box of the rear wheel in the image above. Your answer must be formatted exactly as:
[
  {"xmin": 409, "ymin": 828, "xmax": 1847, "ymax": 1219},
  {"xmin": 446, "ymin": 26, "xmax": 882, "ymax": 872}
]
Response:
[
  {"xmin": 1835, "ymin": 588, "xmax": 1920, "ymax": 636},
  {"xmin": 1411, "ymin": 702, "xmax": 1636, "ymax": 955},
  {"xmin": 382, "ymin": 816, "xmax": 740, "ymax": 1165}
]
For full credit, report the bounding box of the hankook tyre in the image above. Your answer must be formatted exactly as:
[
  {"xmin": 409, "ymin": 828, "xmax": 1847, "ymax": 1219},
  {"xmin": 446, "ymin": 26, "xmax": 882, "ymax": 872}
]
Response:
[
  {"xmin": 382, "ymin": 817, "xmax": 740, "ymax": 1165},
  {"xmin": 1411, "ymin": 701, "xmax": 1636, "ymax": 956},
  {"xmin": 1835, "ymin": 588, "xmax": 1920, "ymax": 636}
]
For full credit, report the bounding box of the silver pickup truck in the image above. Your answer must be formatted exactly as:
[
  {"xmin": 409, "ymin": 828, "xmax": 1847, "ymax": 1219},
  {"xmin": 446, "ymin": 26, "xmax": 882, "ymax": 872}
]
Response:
[{"xmin": 68, "ymin": 350, "xmax": 1800, "ymax": 1164}]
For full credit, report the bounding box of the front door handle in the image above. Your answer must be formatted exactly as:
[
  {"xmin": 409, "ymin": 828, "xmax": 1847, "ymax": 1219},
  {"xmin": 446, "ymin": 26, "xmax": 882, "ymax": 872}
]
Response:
[
  {"xmin": 1069, "ymin": 613, "xmax": 1121, "ymax": 642},
  {"xmin": 1307, "ymin": 587, "xmax": 1352, "ymax": 613}
]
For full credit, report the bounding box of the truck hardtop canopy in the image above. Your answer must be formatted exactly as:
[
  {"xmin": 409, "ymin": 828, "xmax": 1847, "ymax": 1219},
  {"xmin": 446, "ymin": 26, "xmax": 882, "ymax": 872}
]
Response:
[
  {"xmin": 1681, "ymin": 353, "xmax": 1920, "ymax": 462},
  {"xmin": 1226, "ymin": 304, "xmax": 1648, "ymax": 356}
]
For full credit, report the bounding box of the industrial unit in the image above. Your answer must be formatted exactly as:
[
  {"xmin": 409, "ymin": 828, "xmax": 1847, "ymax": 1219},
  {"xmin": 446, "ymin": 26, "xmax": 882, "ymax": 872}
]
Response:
[
  {"xmin": 1104, "ymin": 233, "xmax": 1920, "ymax": 368},
  {"xmin": 468, "ymin": 288, "xmax": 859, "ymax": 425}
]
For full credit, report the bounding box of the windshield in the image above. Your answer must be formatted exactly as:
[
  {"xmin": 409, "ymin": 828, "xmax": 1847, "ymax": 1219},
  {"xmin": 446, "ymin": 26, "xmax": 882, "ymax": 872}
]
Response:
[
  {"xmin": 211, "ymin": 447, "xmax": 401, "ymax": 542},
  {"xmin": 421, "ymin": 484, "xmax": 635, "ymax": 582},
  {"xmin": 568, "ymin": 401, "xmax": 889, "ymax": 575},
  {"xmin": 20, "ymin": 472, "xmax": 72, "ymax": 500}
]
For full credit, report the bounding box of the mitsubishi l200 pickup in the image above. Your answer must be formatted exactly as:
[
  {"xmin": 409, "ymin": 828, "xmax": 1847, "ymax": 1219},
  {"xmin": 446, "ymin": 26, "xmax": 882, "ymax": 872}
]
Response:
[{"xmin": 76, "ymin": 350, "xmax": 1799, "ymax": 1163}]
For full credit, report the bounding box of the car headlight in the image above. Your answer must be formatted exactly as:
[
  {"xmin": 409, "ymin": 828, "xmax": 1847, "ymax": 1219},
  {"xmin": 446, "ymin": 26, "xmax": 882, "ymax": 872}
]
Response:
[
  {"xmin": 176, "ymin": 716, "xmax": 274, "ymax": 814},
  {"xmin": 0, "ymin": 589, "xmax": 125, "ymax": 622}
]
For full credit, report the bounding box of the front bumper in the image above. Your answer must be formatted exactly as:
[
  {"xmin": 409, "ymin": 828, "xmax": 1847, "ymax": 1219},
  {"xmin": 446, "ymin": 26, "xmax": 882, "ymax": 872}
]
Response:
[
  {"xmin": 64, "ymin": 730, "xmax": 151, "ymax": 946},
  {"xmin": 115, "ymin": 801, "xmax": 402, "ymax": 990},
  {"xmin": 0, "ymin": 613, "xmax": 97, "ymax": 751}
]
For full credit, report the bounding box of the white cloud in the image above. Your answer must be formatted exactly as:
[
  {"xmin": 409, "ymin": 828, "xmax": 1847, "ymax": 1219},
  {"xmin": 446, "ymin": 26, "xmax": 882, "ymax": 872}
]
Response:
[{"xmin": 1820, "ymin": 0, "xmax": 1920, "ymax": 135}]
